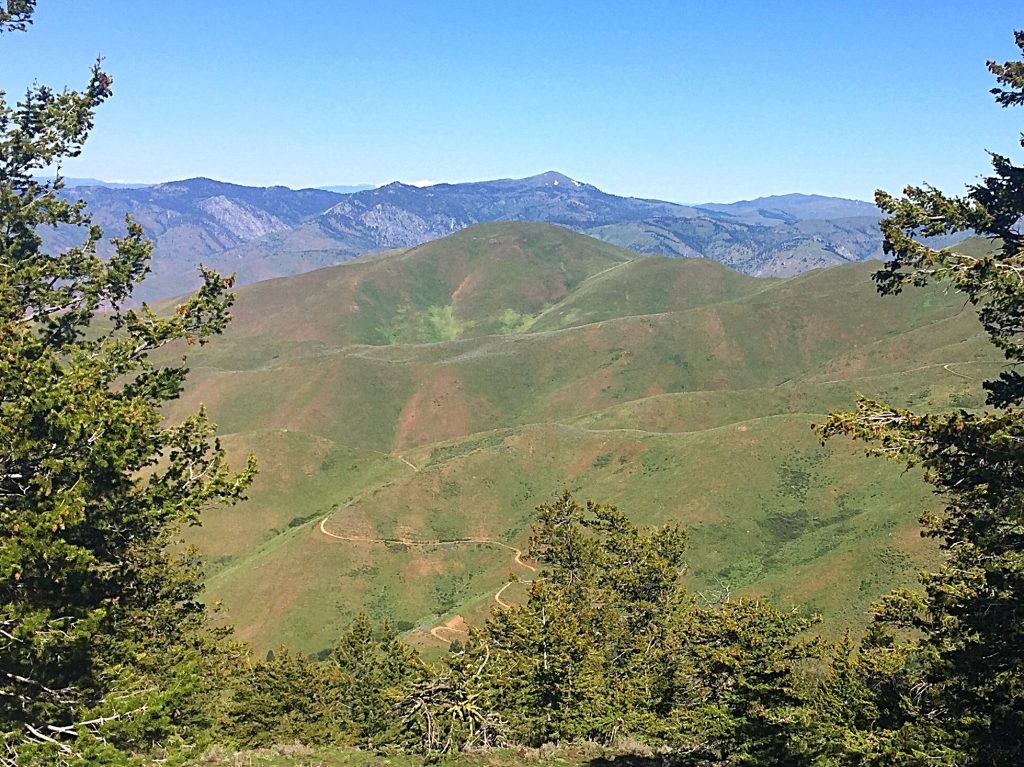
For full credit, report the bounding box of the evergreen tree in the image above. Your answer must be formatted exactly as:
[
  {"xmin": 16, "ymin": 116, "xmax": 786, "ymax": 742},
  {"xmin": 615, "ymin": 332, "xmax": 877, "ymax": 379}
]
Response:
[
  {"xmin": 222, "ymin": 647, "xmax": 347, "ymax": 749},
  {"xmin": 818, "ymin": 30, "xmax": 1024, "ymax": 767},
  {"xmin": 329, "ymin": 612, "xmax": 426, "ymax": 748},
  {"xmin": 0, "ymin": 4, "xmax": 253, "ymax": 763},
  {"xmin": 395, "ymin": 633, "xmax": 506, "ymax": 755},
  {"xmin": 666, "ymin": 597, "xmax": 821, "ymax": 766},
  {"xmin": 482, "ymin": 492, "xmax": 688, "ymax": 746},
  {"xmin": 445, "ymin": 493, "xmax": 823, "ymax": 761}
]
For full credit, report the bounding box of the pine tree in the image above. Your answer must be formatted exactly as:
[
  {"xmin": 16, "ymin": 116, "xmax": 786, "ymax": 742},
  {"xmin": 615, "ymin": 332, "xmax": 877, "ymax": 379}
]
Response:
[
  {"xmin": 818, "ymin": 30, "xmax": 1024, "ymax": 767},
  {"xmin": 667, "ymin": 597, "xmax": 821, "ymax": 766},
  {"xmin": 482, "ymin": 492, "xmax": 688, "ymax": 746},
  {"xmin": 329, "ymin": 612, "xmax": 426, "ymax": 748},
  {"xmin": 222, "ymin": 647, "xmax": 346, "ymax": 749},
  {"xmin": 0, "ymin": 5, "xmax": 253, "ymax": 763},
  {"xmin": 395, "ymin": 633, "xmax": 506, "ymax": 755}
]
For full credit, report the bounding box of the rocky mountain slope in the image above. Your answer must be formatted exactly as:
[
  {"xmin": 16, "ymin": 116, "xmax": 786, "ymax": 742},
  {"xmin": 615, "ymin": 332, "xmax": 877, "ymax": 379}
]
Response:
[{"xmin": 47, "ymin": 172, "xmax": 905, "ymax": 300}]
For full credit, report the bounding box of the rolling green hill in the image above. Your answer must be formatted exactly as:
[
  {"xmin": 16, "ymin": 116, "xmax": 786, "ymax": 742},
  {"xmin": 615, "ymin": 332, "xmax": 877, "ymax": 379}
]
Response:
[{"xmin": 165, "ymin": 222, "xmax": 1001, "ymax": 653}]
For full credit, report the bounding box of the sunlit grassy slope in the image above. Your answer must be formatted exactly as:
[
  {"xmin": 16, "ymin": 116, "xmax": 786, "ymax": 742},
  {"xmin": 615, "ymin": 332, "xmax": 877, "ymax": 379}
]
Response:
[{"xmin": 163, "ymin": 221, "xmax": 1001, "ymax": 653}]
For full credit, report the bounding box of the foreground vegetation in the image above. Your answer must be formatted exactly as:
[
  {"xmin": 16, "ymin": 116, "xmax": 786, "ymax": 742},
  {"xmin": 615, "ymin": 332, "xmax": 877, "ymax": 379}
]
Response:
[{"xmin": 2, "ymin": 3, "xmax": 1023, "ymax": 765}]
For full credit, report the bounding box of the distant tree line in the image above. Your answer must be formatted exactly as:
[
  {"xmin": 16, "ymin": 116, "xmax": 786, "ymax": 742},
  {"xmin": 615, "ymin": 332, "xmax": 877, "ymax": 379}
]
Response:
[{"xmin": 1, "ymin": 2, "xmax": 1022, "ymax": 764}]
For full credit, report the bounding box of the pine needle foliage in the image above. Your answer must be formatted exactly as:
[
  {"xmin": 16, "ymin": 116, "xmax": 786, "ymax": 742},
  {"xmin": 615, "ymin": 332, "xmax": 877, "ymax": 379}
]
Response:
[
  {"xmin": 400, "ymin": 493, "xmax": 824, "ymax": 764},
  {"xmin": 817, "ymin": 30, "xmax": 1024, "ymax": 767},
  {"xmin": 0, "ymin": 6, "xmax": 253, "ymax": 764}
]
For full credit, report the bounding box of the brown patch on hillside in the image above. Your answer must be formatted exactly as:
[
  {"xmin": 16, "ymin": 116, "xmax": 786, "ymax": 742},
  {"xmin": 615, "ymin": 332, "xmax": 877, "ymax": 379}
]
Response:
[
  {"xmin": 608, "ymin": 396, "xmax": 681, "ymax": 432},
  {"xmin": 394, "ymin": 387, "xmax": 426, "ymax": 452},
  {"xmin": 393, "ymin": 370, "xmax": 473, "ymax": 451},
  {"xmin": 614, "ymin": 439, "xmax": 647, "ymax": 462},
  {"xmin": 544, "ymin": 366, "xmax": 618, "ymax": 415},
  {"xmin": 787, "ymin": 388, "xmax": 805, "ymax": 411},
  {"xmin": 891, "ymin": 521, "xmax": 937, "ymax": 561},
  {"xmin": 779, "ymin": 549, "xmax": 858, "ymax": 607},
  {"xmin": 409, "ymin": 551, "xmax": 446, "ymax": 577},
  {"xmin": 645, "ymin": 384, "xmax": 666, "ymax": 399},
  {"xmin": 568, "ymin": 439, "xmax": 611, "ymax": 476},
  {"xmin": 232, "ymin": 534, "xmax": 324, "ymax": 644},
  {"xmin": 519, "ymin": 275, "xmax": 569, "ymax": 308},
  {"xmin": 818, "ymin": 351, "xmax": 869, "ymax": 382},
  {"xmin": 323, "ymin": 501, "xmax": 378, "ymax": 539},
  {"xmin": 451, "ymin": 271, "xmax": 478, "ymax": 303},
  {"xmin": 701, "ymin": 308, "xmax": 739, "ymax": 364},
  {"xmin": 443, "ymin": 614, "xmax": 470, "ymax": 633}
]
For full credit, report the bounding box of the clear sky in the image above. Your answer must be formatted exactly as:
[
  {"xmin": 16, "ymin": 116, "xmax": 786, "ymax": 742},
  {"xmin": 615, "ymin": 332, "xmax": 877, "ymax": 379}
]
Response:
[{"xmin": 2, "ymin": 1, "xmax": 1021, "ymax": 203}]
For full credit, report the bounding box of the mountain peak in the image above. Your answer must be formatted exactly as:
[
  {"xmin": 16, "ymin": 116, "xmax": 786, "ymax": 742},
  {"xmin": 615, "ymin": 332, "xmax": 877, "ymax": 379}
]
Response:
[
  {"xmin": 151, "ymin": 177, "xmax": 238, "ymax": 195},
  {"xmin": 521, "ymin": 171, "xmax": 583, "ymax": 188}
]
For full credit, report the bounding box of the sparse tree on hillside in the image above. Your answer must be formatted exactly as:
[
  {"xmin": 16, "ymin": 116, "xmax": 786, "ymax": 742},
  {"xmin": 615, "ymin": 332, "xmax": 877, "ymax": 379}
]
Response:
[
  {"xmin": 0, "ymin": 4, "xmax": 253, "ymax": 764},
  {"xmin": 818, "ymin": 30, "xmax": 1024, "ymax": 767}
]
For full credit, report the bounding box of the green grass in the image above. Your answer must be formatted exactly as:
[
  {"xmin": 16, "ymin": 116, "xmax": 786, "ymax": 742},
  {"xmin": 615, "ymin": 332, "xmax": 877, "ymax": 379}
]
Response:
[{"xmin": 159, "ymin": 222, "xmax": 1002, "ymax": 652}]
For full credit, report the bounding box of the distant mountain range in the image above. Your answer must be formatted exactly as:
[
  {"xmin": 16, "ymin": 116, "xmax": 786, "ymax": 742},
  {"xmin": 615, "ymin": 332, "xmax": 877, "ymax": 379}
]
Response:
[
  {"xmin": 316, "ymin": 183, "xmax": 376, "ymax": 194},
  {"xmin": 41, "ymin": 177, "xmax": 375, "ymax": 194},
  {"xmin": 52, "ymin": 177, "xmax": 152, "ymax": 189},
  {"xmin": 40, "ymin": 171, "xmax": 954, "ymax": 301}
]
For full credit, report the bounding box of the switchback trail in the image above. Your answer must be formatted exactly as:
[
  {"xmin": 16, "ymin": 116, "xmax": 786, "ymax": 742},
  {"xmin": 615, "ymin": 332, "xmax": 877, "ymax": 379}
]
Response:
[
  {"xmin": 943, "ymin": 363, "xmax": 975, "ymax": 380},
  {"xmin": 494, "ymin": 579, "xmax": 535, "ymax": 609},
  {"xmin": 430, "ymin": 625, "xmax": 468, "ymax": 641},
  {"xmin": 427, "ymin": 578, "xmax": 535, "ymax": 640},
  {"xmin": 318, "ymin": 511, "xmax": 536, "ymax": 640},
  {"xmin": 318, "ymin": 516, "xmax": 536, "ymax": 572},
  {"xmin": 397, "ymin": 455, "xmax": 419, "ymax": 472}
]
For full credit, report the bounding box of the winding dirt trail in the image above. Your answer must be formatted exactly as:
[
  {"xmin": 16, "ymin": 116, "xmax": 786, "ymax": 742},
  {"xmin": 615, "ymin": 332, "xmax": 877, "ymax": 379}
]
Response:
[
  {"xmin": 430, "ymin": 625, "xmax": 468, "ymax": 641},
  {"xmin": 317, "ymin": 480, "xmax": 536, "ymax": 641},
  {"xmin": 819, "ymin": 360, "xmax": 983, "ymax": 386},
  {"xmin": 318, "ymin": 516, "xmax": 537, "ymax": 572},
  {"xmin": 494, "ymin": 579, "xmax": 534, "ymax": 609},
  {"xmin": 427, "ymin": 579, "xmax": 535, "ymax": 640},
  {"xmin": 943, "ymin": 363, "xmax": 975, "ymax": 380}
]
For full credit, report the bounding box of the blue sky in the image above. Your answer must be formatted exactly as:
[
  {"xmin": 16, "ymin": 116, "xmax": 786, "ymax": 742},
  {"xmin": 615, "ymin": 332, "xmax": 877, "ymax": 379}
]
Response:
[{"xmin": 2, "ymin": 1, "xmax": 1021, "ymax": 202}]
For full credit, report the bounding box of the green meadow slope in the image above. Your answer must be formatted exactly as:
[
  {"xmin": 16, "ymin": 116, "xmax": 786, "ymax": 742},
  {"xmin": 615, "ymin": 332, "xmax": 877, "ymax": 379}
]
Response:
[{"xmin": 165, "ymin": 222, "xmax": 1001, "ymax": 653}]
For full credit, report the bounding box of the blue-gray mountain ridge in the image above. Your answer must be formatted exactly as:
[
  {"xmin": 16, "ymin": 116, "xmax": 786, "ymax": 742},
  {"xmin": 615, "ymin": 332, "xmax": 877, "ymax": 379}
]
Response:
[{"xmin": 44, "ymin": 171, "xmax": 927, "ymax": 301}]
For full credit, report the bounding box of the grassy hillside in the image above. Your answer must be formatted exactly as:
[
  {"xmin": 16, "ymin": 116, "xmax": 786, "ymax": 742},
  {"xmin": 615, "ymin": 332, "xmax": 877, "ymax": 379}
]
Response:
[
  {"xmin": 165, "ymin": 222, "xmax": 1002, "ymax": 653},
  {"xmin": 173, "ymin": 222, "xmax": 649, "ymax": 353}
]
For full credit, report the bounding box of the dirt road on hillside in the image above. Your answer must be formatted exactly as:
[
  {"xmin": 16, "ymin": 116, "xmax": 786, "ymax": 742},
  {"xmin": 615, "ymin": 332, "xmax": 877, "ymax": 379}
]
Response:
[{"xmin": 318, "ymin": 496, "xmax": 536, "ymax": 641}]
